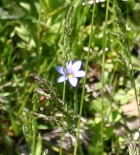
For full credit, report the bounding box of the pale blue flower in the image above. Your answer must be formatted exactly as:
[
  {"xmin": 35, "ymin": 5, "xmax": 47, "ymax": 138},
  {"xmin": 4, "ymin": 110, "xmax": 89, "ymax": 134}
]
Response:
[{"xmin": 55, "ymin": 60, "xmax": 86, "ymax": 87}]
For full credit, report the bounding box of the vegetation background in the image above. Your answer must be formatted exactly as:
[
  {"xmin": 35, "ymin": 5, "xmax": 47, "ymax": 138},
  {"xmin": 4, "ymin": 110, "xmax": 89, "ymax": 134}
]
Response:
[{"xmin": 0, "ymin": 0, "xmax": 140, "ymax": 154}]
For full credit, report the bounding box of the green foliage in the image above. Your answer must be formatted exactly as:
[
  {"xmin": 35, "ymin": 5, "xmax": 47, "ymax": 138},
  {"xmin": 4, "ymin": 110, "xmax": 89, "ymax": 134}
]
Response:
[{"xmin": 1, "ymin": 0, "xmax": 140, "ymax": 154}]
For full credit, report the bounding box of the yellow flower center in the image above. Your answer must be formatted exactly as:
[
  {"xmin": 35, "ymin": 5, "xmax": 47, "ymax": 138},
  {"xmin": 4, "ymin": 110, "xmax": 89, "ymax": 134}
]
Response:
[{"xmin": 68, "ymin": 73, "xmax": 73, "ymax": 78}]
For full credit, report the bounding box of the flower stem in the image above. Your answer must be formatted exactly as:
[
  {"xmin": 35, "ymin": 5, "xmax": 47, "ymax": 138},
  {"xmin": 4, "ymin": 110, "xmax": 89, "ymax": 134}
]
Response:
[
  {"xmin": 60, "ymin": 5, "xmax": 73, "ymax": 154},
  {"xmin": 73, "ymin": 3, "xmax": 96, "ymax": 155},
  {"xmin": 101, "ymin": 0, "xmax": 110, "ymax": 154},
  {"xmin": 59, "ymin": 80, "xmax": 66, "ymax": 155},
  {"xmin": 74, "ymin": 87, "xmax": 78, "ymax": 114}
]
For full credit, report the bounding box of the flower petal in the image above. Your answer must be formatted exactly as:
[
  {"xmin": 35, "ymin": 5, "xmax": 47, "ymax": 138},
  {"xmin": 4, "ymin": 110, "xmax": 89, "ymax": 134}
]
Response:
[
  {"xmin": 66, "ymin": 61, "xmax": 72, "ymax": 71},
  {"xmin": 57, "ymin": 76, "xmax": 67, "ymax": 83},
  {"xmin": 69, "ymin": 78, "xmax": 78, "ymax": 87},
  {"xmin": 55, "ymin": 66, "xmax": 64, "ymax": 74},
  {"xmin": 74, "ymin": 70, "xmax": 86, "ymax": 77},
  {"xmin": 72, "ymin": 60, "xmax": 82, "ymax": 72}
]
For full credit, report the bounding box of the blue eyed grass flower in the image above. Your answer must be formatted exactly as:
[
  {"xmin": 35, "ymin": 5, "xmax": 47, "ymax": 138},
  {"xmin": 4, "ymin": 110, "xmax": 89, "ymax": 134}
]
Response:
[{"xmin": 55, "ymin": 60, "xmax": 86, "ymax": 87}]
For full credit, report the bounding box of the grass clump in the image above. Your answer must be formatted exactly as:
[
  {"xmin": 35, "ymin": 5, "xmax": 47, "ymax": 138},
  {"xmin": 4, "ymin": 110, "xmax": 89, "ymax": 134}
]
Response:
[{"xmin": 1, "ymin": 0, "xmax": 140, "ymax": 155}]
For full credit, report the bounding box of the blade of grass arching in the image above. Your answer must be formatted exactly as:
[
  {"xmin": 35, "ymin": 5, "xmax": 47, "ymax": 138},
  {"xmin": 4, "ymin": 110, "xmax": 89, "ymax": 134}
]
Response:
[
  {"xmin": 73, "ymin": 2, "xmax": 96, "ymax": 155},
  {"xmin": 100, "ymin": 0, "xmax": 110, "ymax": 153}
]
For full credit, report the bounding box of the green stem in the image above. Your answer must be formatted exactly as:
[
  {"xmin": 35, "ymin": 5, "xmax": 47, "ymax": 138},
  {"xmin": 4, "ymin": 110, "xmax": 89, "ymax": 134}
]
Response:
[
  {"xmin": 74, "ymin": 87, "xmax": 78, "ymax": 114},
  {"xmin": 63, "ymin": 80, "xmax": 67, "ymax": 111},
  {"xmin": 36, "ymin": 0, "xmax": 42, "ymax": 70},
  {"xmin": 101, "ymin": 0, "xmax": 110, "ymax": 154},
  {"xmin": 59, "ymin": 80, "xmax": 66, "ymax": 155},
  {"xmin": 59, "ymin": 4, "xmax": 73, "ymax": 154},
  {"xmin": 73, "ymin": 2, "xmax": 96, "ymax": 155}
]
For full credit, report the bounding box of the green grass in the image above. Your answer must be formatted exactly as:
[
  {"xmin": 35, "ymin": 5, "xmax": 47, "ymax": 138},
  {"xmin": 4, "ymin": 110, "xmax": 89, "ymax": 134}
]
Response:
[{"xmin": 1, "ymin": 0, "xmax": 140, "ymax": 154}]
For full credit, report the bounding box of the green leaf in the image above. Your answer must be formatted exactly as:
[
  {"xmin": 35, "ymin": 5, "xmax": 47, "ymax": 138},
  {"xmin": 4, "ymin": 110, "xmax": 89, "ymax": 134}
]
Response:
[{"xmin": 35, "ymin": 134, "xmax": 42, "ymax": 155}]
